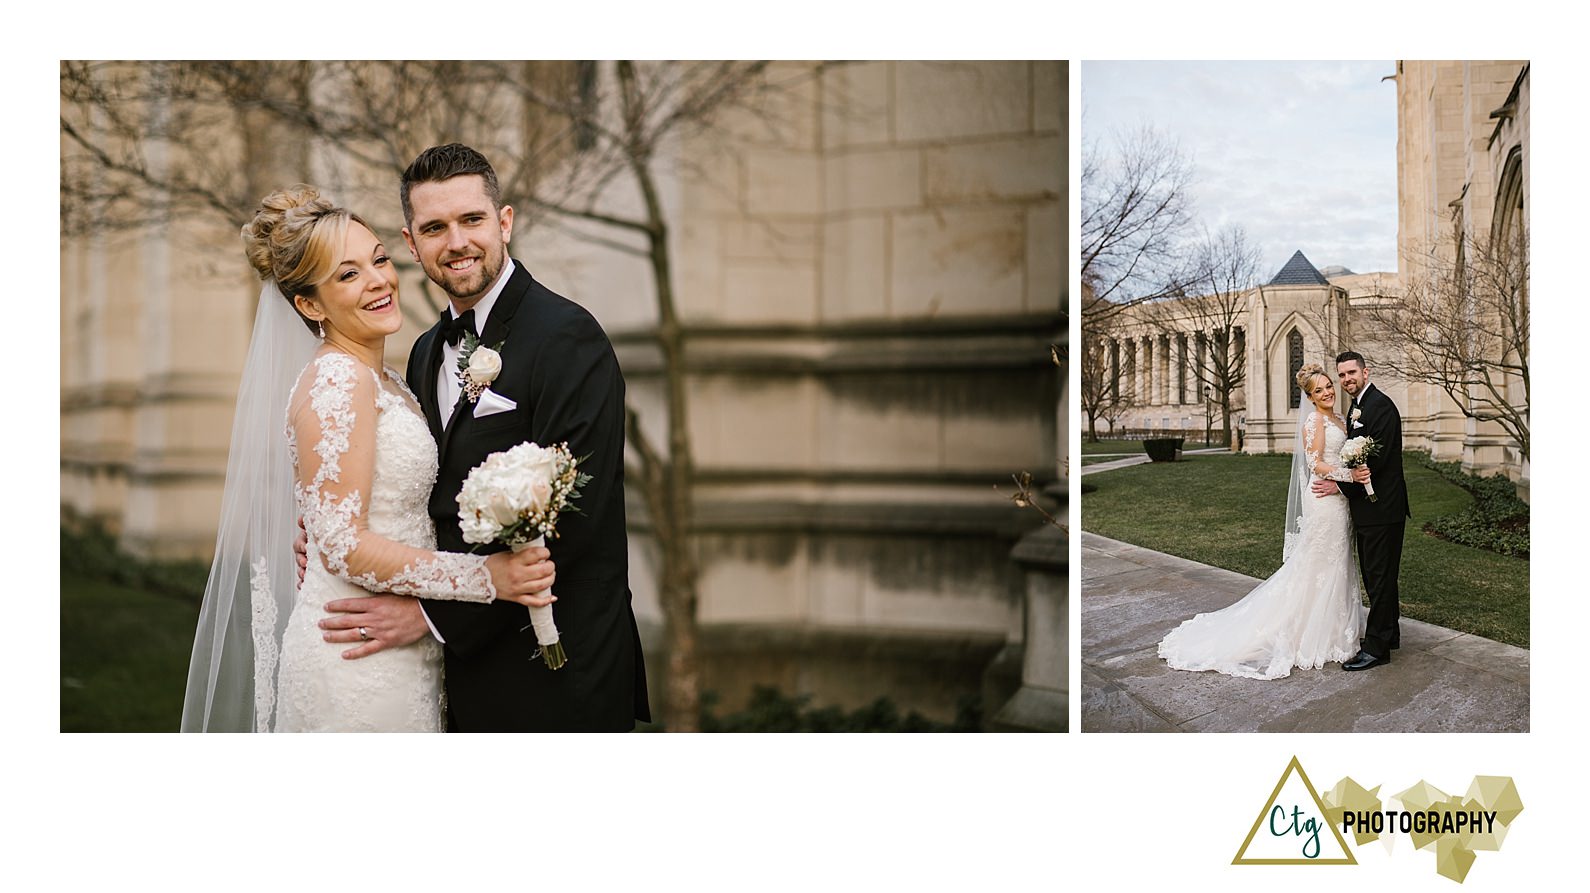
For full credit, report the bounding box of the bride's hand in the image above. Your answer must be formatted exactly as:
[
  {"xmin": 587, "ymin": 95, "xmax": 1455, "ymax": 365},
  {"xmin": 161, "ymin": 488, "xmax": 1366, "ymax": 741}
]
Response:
[{"xmin": 485, "ymin": 547, "xmax": 557, "ymax": 608}]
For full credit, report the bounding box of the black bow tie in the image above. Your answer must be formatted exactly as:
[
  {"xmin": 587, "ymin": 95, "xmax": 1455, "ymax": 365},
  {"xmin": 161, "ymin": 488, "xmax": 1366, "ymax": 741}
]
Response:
[{"xmin": 442, "ymin": 309, "xmax": 476, "ymax": 347}]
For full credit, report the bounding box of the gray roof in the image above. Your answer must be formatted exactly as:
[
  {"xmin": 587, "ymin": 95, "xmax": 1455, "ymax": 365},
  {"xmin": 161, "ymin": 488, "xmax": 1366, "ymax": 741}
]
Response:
[{"xmin": 1268, "ymin": 251, "xmax": 1330, "ymax": 286}]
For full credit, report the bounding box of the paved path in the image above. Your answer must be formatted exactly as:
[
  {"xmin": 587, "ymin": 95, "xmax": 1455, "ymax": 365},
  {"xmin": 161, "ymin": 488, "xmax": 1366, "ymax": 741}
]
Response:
[
  {"xmin": 1081, "ymin": 447, "xmax": 1229, "ymax": 475},
  {"xmin": 1081, "ymin": 532, "xmax": 1530, "ymax": 733}
]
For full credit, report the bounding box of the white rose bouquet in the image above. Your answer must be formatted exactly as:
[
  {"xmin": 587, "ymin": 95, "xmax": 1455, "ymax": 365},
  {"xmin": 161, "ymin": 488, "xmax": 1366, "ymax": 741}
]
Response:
[
  {"xmin": 1337, "ymin": 435, "xmax": 1381, "ymax": 502},
  {"xmin": 456, "ymin": 442, "xmax": 591, "ymax": 669}
]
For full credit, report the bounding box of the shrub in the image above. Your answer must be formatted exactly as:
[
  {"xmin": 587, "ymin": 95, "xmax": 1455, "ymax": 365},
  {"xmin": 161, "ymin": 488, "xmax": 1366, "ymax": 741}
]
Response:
[
  {"xmin": 1143, "ymin": 438, "xmax": 1184, "ymax": 462},
  {"xmin": 61, "ymin": 523, "xmax": 211, "ymax": 601},
  {"xmin": 696, "ymin": 685, "xmax": 982, "ymax": 732},
  {"xmin": 1414, "ymin": 454, "xmax": 1529, "ymax": 558}
]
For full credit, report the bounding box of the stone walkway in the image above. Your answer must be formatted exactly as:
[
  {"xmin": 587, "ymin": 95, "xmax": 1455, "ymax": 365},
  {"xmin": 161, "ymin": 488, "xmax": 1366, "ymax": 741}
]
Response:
[
  {"xmin": 1081, "ymin": 532, "xmax": 1530, "ymax": 733},
  {"xmin": 1081, "ymin": 447, "xmax": 1229, "ymax": 475}
]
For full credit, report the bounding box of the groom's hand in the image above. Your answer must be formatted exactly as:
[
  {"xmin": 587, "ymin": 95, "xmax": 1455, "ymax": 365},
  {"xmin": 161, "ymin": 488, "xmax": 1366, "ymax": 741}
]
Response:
[
  {"xmin": 319, "ymin": 595, "xmax": 427, "ymax": 659},
  {"xmin": 294, "ymin": 516, "xmax": 308, "ymax": 588},
  {"xmin": 1311, "ymin": 479, "xmax": 1340, "ymax": 498}
]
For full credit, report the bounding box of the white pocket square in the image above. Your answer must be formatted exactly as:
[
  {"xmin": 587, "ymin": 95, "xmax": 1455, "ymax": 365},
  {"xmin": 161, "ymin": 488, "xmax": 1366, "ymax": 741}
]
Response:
[
  {"xmin": 473, "ymin": 389, "xmax": 517, "ymax": 418},
  {"xmin": 1351, "ymin": 420, "xmax": 1364, "ymax": 429}
]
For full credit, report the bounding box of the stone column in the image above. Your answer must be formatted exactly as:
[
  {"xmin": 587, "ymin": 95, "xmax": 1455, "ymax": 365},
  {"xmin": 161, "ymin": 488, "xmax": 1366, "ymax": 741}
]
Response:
[
  {"xmin": 1131, "ymin": 337, "xmax": 1144, "ymax": 407},
  {"xmin": 1143, "ymin": 336, "xmax": 1155, "ymax": 407},
  {"xmin": 1164, "ymin": 333, "xmax": 1174, "ymax": 406},
  {"xmin": 991, "ymin": 520, "xmax": 1065, "ymax": 731}
]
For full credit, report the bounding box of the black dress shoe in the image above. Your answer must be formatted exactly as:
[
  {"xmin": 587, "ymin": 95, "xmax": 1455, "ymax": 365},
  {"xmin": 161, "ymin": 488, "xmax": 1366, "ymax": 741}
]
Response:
[{"xmin": 1342, "ymin": 651, "xmax": 1389, "ymax": 671}]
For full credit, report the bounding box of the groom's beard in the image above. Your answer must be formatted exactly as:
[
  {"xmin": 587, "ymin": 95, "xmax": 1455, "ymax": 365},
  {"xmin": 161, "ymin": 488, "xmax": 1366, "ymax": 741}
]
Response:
[{"xmin": 431, "ymin": 249, "xmax": 505, "ymax": 302}]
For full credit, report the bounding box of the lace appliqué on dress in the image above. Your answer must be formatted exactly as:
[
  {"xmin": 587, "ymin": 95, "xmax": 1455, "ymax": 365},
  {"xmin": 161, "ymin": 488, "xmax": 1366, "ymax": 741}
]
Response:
[
  {"xmin": 249, "ymin": 555, "xmax": 279, "ymax": 733},
  {"xmin": 292, "ymin": 352, "xmax": 496, "ymax": 603},
  {"xmin": 1305, "ymin": 411, "xmax": 1355, "ymax": 482}
]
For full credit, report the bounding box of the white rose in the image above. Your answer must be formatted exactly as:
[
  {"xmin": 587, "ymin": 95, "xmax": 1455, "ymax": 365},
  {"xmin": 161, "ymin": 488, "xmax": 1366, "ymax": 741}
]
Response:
[
  {"xmin": 467, "ymin": 346, "xmax": 502, "ymax": 385},
  {"xmin": 459, "ymin": 512, "xmax": 500, "ymax": 545},
  {"xmin": 486, "ymin": 489, "xmax": 521, "ymax": 526},
  {"xmin": 499, "ymin": 467, "xmax": 546, "ymax": 514}
]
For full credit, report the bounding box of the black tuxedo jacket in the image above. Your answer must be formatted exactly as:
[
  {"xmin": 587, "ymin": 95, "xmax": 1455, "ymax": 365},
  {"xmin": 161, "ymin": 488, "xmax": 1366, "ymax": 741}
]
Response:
[
  {"xmin": 406, "ymin": 261, "xmax": 650, "ymax": 730},
  {"xmin": 1336, "ymin": 382, "xmax": 1412, "ymax": 526}
]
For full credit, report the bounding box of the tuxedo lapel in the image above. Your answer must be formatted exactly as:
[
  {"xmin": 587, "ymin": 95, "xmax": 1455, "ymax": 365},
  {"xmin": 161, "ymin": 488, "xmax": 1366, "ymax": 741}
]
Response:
[
  {"xmin": 1357, "ymin": 384, "xmax": 1380, "ymax": 420},
  {"xmin": 478, "ymin": 262, "xmax": 530, "ymax": 348},
  {"xmin": 418, "ymin": 325, "xmax": 447, "ymax": 444},
  {"xmin": 438, "ymin": 390, "xmax": 469, "ymax": 459}
]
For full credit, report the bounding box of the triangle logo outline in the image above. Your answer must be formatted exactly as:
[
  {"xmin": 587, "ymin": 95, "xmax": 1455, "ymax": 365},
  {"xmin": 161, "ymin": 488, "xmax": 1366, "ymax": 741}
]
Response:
[{"xmin": 1232, "ymin": 755, "xmax": 1358, "ymax": 866}]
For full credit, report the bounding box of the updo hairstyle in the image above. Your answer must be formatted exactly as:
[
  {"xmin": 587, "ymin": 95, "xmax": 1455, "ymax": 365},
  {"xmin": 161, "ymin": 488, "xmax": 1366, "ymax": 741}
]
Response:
[
  {"xmin": 1295, "ymin": 362, "xmax": 1329, "ymax": 398},
  {"xmin": 240, "ymin": 186, "xmax": 369, "ymax": 334}
]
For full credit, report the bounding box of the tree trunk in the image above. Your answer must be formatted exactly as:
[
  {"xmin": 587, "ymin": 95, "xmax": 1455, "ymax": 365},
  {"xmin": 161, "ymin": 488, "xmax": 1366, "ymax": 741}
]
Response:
[{"xmin": 619, "ymin": 60, "xmax": 702, "ymax": 732}]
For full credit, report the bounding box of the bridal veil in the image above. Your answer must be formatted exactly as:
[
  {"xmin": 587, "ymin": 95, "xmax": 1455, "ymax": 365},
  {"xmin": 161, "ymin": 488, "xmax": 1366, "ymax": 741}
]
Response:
[{"xmin": 180, "ymin": 283, "xmax": 316, "ymax": 732}]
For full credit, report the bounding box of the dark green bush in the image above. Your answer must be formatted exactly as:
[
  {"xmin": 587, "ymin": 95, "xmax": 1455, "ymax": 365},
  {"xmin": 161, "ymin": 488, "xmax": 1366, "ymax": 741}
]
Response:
[
  {"xmin": 697, "ymin": 685, "xmax": 981, "ymax": 732},
  {"xmin": 1414, "ymin": 454, "xmax": 1529, "ymax": 558},
  {"xmin": 1143, "ymin": 438, "xmax": 1184, "ymax": 462},
  {"xmin": 61, "ymin": 523, "xmax": 211, "ymax": 601}
]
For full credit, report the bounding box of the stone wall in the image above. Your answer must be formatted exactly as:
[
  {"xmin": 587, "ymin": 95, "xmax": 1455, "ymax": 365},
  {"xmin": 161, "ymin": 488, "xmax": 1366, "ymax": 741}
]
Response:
[{"xmin": 609, "ymin": 61, "xmax": 1066, "ymax": 720}]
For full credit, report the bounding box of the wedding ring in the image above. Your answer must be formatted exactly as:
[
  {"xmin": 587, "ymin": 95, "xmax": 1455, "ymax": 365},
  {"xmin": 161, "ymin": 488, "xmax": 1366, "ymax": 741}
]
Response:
[{"xmin": 358, "ymin": 626, "xmax": 370, "ymax": 641}]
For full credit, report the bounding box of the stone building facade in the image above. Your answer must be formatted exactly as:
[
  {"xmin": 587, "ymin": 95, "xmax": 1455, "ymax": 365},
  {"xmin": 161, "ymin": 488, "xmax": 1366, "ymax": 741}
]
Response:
[
  {"xmin": 1391, "ymin": 60, "xmax": 1529, "ymax": 493},
  {"xmin": 60, "ymin": 61, "xmax": 1066, "ymax": 725},
  {"xmin": 1096, "ymin": 61, "xmax": 1527, "ymax": 491}
]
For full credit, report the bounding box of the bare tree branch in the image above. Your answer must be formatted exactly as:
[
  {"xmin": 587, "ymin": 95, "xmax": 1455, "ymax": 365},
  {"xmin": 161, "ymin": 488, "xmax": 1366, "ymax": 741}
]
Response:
[
  {"xmin": 1361, "ymin": 227, "xmax": 1529, "ymax": 459},
  {"xmin": 1081, "ymin": 125, "xmax": 1201, "ymax": 330}
]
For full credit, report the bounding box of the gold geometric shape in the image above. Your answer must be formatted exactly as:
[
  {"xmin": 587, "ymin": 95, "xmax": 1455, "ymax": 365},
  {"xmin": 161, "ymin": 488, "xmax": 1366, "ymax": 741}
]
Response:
[
  {"xmin": 1462, "ymin": 775, "xmax": 1523, "ymax": 853},
  {"xmin": 1436, "ymin": 836, "xmax": 1478, "ymax": 884},
  {"xmin": 1395, "ymin": 779, "xmax": 1453, "ymax": 851},
  {"xmin": 1233, "ymin": 756, "xmax": 1357, "ymax": 866},
  {"xmin": 1321, "ymin": 776, "xmax": 1384, "ymax": 846},
  {"xmin": 1466, "ymin": 775, "xmax": 1524, "ymax": 824}
]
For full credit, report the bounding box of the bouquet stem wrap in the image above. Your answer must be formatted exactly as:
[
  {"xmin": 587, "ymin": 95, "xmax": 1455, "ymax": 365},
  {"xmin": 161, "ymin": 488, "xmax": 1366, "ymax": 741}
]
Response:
[{"xmin": 514, "ymin": 535, "xmax": 566, "ymax": 670}]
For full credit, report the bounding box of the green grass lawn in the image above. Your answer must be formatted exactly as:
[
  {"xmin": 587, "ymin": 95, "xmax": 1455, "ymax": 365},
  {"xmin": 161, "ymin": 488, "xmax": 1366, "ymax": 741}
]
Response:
[
  {"xmin": 1082, "ymin": 451, "xmax": 1529, "ymax": 647},
  {"xmin": 61, "ymin": 569, "xmax": 198, "ymax": 732}
]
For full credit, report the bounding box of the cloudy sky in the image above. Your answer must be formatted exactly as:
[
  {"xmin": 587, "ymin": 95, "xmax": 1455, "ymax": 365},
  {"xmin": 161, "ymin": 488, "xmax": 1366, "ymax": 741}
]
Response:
[{"xmin": 1083, "ymin": 60, "xmax": 1399, "ymax": 279}]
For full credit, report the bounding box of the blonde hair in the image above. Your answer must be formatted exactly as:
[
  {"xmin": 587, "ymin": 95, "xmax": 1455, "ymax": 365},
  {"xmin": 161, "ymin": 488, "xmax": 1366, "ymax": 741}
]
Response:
[
  {"xmin": 1295, "ymin": 362, "xmax": 1329, "ymax": 397},
  {"xmin": 240, "ymin": 185, "xmax": 369, "ymax": 333}
]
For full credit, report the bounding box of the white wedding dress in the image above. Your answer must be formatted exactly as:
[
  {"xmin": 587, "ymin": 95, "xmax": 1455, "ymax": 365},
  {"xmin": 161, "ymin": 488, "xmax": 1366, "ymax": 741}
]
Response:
[
  {"xmin": 270, "ymin": 352, "xmax": 497, "ymax": 731},
  {"xmin": 1157, "ymin": 412, "xmax": 1366, "ymax": 680}
]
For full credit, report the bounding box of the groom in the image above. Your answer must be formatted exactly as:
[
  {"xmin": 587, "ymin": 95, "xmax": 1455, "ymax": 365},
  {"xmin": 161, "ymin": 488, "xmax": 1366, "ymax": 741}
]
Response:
[
  {"xmin": 1311, "ymin": 351, "xmax": 1411, "ymax": 671},
  {"xmin": 318, "ymin": 143, "xmax": 650, "ymax": 730}
]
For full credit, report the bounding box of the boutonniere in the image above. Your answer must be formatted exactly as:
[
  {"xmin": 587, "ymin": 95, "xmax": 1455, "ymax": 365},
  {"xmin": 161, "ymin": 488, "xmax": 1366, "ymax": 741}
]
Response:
[
  {"xmin": 457, "ymin": 331, "xmax": 505, "ymax": 403},
  {"xmin": 1350, "ymin": 407, "xmax": 1363, "ymax": 428}
]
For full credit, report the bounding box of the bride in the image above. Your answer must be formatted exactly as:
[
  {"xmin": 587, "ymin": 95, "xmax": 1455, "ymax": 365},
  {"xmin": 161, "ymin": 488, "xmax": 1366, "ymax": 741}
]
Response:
[
  {"xmin": 1157, "ymin": 363, "xmax": 1367, "ymax": 680},
  {"xmin": 182, "ymin": 187, "xmax": 555, "ymax": 731}
]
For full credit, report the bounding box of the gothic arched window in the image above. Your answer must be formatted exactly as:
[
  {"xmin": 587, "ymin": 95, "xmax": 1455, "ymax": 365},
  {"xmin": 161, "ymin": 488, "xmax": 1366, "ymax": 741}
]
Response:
[
  {"xmin": 1493, "ymin": 146, "xmax": 1524, "ymax": 245},
  {"xmin": 1286, "ymin": 328, "xmax": 1305, "ymax": 408}
]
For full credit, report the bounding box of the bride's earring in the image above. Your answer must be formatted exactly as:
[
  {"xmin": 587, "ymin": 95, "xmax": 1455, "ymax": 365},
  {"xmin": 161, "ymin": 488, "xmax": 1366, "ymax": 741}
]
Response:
[{"xmin": 317, "ymin": 320, "xmax": 325, "ymax": 339}]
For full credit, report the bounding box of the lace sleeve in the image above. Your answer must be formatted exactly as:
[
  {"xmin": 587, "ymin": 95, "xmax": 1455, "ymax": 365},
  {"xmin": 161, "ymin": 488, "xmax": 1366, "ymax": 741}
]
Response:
[
  {"xmin": 290, "ymin": 353, "xmax": 495, "ymax": 602},
  {"xmin": 1306, "ymin": 411, "xmax": 1353, "ymax": 482}
]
